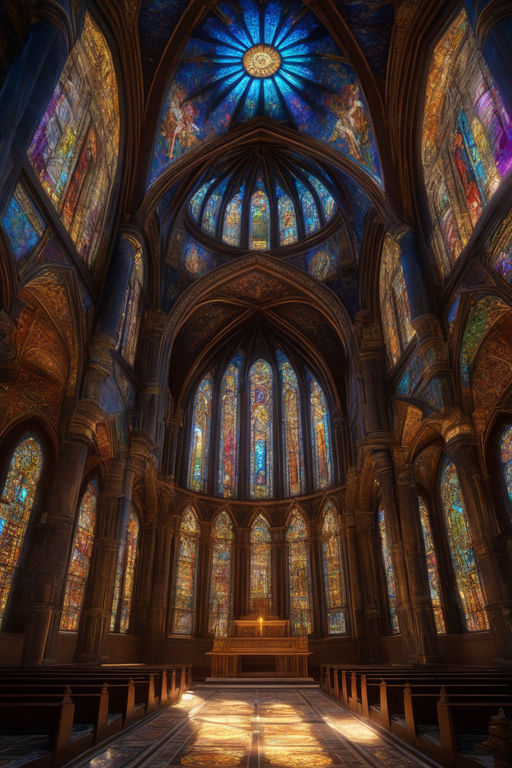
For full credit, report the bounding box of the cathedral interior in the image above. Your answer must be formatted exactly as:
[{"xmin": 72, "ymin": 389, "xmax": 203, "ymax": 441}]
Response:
[{"xmin": 1, "ymin": 0, "xmax": 512, "ymax": 764}]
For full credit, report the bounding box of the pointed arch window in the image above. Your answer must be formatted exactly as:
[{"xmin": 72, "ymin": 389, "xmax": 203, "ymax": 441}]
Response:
[
  {"xmin": 110, "ymin": 507, "xmax": 139, "ymax": 633},
  {"xmin": 321, "ymin": 501, "xmax": 347, "ymax": 634},
  {"xmin": 249, "ymin": 191, "xmax": 269, "ymax": 250},
  {"xmin": 287, "ymin": 508, "xmax": 312, "ymax": 635},
  {"xmin": 499, "ymin": 424, "xmax": 512, "ymax": 509},
  {"xmin": 171, "ymin": 507, "xmax": 200, "ymax": 634},
  {"xmin": 116, "ymin": 241, "xmax": 144, "ymax": 366},
  {"xmin": 27, "ymin": 13, "xmax": 119, "ymax": 266},
  {"xmin": 188, "ymin": 376, "xmax": 213, "ymax": 493},
  {"xmin": 222, "ymin": 193, "xmax": 243, "ymax": 247},
  {"xmin": 208, "ymin": 511, "xmax": 233, "ymax": 636},
  {"xmin": 0, "ymin": 434, "xmax": 43, "ymax": 628},
  {"xmin": 249, "ymin": 514, "xmax": 272, "ymax": 612},
  {"xmin": 278, "ymin": 192, "xmax": 297, "ymax": 245},
  {"xmin": 60, "ymin": 478, "xmax": 97, "ymax": 631},
  {"xmin": 378, "ymin": 506, "xmax": 399, "ymax": 634},
  {"xmin": 308, "ymin": 374, "xmax": 332, "ymax": 490},
  {"xmin": 249, "ymin": 360, "xmax": 273, "ymax": 498},
  {"xmin": 440, "ymin": 459, "xmax": 489, "ymax": 631},
  {"xmin": 218, "ymin": 355, "xmax": 242, "ymax": 498},
  {"xmin": 379, "ymin": 234, "xmax": 414, "ymax": 367},
  {"xmin": 418, "ymin": 496, "xmax": 446, "ymax": 634},
  {"xmin": 278, "ymin": 352, "xmax": 304, "ymax": 496}
]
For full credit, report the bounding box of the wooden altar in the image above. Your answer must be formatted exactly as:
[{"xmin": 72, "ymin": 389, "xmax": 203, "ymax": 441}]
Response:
[{"xmin": 207, "ymin": 615, "xmax": 312, "ymax": 677}]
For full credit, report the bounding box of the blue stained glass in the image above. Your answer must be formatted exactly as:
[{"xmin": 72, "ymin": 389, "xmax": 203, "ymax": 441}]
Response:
[
  {"xmin": 296, "ymin": 181, "xmax": 319, "ymax": 235},
  {"xmin": 222, "ymin": 192, "xmax": 243, "ymax": 247},
  {"xmin": 190, "ymin": 181, "xmax": 214, "ymax": 220},
  {"xmin": 249, "ymin": 359, "xmax": 273, "ymax": 498},
  {"xmin": 307, "ymin": 174, "xmax": 335, "ymax": 220},
  {"xmin": 2, "ymin": 184, "xmax": 45, "ymax": 261},
  {"xmin": 249, "ymin": 190, "xmax": 270, "ymax": 249},
  {"xmin": 278, "ymin": 191, "xmax": 297, "ymax": 245},
  {"xmin": 218, "ymin": 354, "xmax": 242, "ymax": 498},
  {"xmin": 202, "ymin": 179, "xmax": 227, "ymax": 235}
]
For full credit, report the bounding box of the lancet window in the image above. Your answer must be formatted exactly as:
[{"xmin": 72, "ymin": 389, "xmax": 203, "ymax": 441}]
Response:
[
  {"xmin": 0, "ymin": 434, "xmax": 43, "ymax": 628},
  {"xmin": 249, "ymin": 514, "xmax": 272, "ymax": 611},
  {"xmin": 188, "ymin": 376, "xmax": 213, "ymax": 494},
  {"xmin": 320, "ymin": 501, "xmax": 347, "ymax": 634},
  {"xmin": 171, "ymin": 507, "xmax": 200, "ymax": 635},
  {"xmin": 499, "ymin": 424, "xmax": 512, "ymax": 509},
  {"xmin": 379, "ymin": 234, "xmax": 414, "ymax": 367},
  {"xmin": 286, "ymin": 509, "xmax": 312, "ymax": 635},
  {"xmin": 378, "ymin": 506, "xmax": 399, "ymax": 634},
  {"xmin": 440, "ymin": 459, "xmax": 489, "ymax": 631},
  {"xmin": 418, "ymin": 496, "xmax": 446, "ymax": 634},
  {"xmin": 208, "ymin": 511, "xmax": 234, "ymax": 637},
  {"xmin": 60, "ymin": 478, "xmax": 97, "ymax": 631},
  {"xmin": 110, "ymin": 507, "xmax": 139, "ymax": 633}
]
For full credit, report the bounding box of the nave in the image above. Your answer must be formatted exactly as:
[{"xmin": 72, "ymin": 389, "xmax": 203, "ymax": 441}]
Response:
[{"xmin": 72, "ymin": 687, "xmax": 431, "ymax": 768}]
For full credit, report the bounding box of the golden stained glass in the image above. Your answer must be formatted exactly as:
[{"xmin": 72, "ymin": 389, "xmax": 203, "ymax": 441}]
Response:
[{"xmin": 242, "ymin": 45, "xmax": 281, "ymax": 78}]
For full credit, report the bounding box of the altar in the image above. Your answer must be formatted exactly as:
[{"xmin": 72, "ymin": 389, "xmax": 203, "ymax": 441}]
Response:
[{"xmin": 207, "ymin": 615, "xmax": 312, "ymax": 677}]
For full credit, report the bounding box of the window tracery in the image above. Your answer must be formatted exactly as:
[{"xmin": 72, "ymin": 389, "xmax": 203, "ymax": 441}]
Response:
[
  {"xmin": 171, "ymin": 507, "xmax": 200, "ymax": 635},
  {"xmin": 0, "ymin": 434, "xmax": 43, "ymax": 628},
  {"xmin": 379, "ymin": 234, "xmax": 414, "ymax": 368},
  {"xmin": 110, "ymin": 507, "xmax": 140, "ymax": 634},
  {"xmin": 249, "ymin": 514, "xmax": 272, "ymax": 611},
  {"xmin": 60, "ymin": 478, "xmax": 97, "ymax": 631},
  {"xmin": 249, "ymin": 360, "xmax": 273, "ymax": 499},
  {"xmin": 309, "ymin": 374, "xmax": 333, "ymax": 490},
  {"xmin": 188, "ymin": 376, "xmax": 213, "ymax": 494},
  {"xmin": 418, "ymin": 496, "xmax": 446, "ymax": 634}
]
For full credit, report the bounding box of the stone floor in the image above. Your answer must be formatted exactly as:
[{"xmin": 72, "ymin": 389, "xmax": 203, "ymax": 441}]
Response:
[{"xmin": 70, "ymin": 687, "xmax": 435, "ymax": 768}]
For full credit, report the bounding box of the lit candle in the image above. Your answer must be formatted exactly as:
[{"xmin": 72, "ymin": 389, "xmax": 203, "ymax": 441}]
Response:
[{"xmin": 259, "ymin": 616, "xmax": 263, "ymax": 636}]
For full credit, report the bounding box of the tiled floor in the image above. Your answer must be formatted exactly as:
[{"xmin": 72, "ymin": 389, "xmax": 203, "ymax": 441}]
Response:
[{"xmin": 69, "ymin": 687, "xmax": 433, "ymax": 768}]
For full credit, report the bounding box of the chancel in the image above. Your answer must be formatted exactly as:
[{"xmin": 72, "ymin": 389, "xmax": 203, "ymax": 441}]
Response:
[{"xmin": 0, "ymin": 0, "xmax": 512, "ymax": 766}]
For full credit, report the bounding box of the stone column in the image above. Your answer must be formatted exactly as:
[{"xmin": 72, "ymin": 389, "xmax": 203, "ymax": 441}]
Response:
[
  {"xmin": 0, "ymin": 2, "xmax": 85, "ymax": 209},
  {"xmin": 443, "ymin": 419, "xmax": 512, "ymax": 659},
  {"xmin": 354, "ymin": 314, "xmax": 390, "ymax": 437},
  {"xmin": 197, "ymin": 520, "xmax": 212, "ymax": 637},
  {"xmin": 97, "ymin": 236, "xmax": 137, "ymax": 342},
  {"xmin": 358, "ymin": 510, "xmax": 383, "ymax": 663},
  {"xmin": 145, "ymin": 483, "xmax": 175, "ymax": 661},
  {"xmin": 74, "ymin": 458, "xmax": 127, "ymax": 663},
  {"xmin": 373, "ymin": 449, "xmax": 416, "ymax": 661},
  {"xmin": 22, "ymin": 405, "xmax": 96, "ymax": 665},
  {"xmin": 233, "ymin": 525, "xmax": 249, "ymax": 618},
  {"xmin": 464, "ymin": 0, "xmax": 512, "ymax": 118},
  {"xmin": 271, "ymin": 525, "xmax": 287, "ymax": 619},
  {"xmin": 308, "ymin": 528, "xmax": 322, "ymax": 637},
  {"xmin": 395, "ymin": 461, "xmax": 440, "ymax": 662}
]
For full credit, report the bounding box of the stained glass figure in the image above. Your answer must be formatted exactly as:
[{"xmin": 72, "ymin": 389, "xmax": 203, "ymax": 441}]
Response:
[
  {"xmin": 190, "ymin": 181, "xmax": 214, "ymax": 220},
  {"xmin": 308, "ymin": 374, "xmax": 332, "ymax": 490},
  {"xmin": 418, "ymin": 496, "xmax": 446, "ymax": 634},
  {"xmin": 218, "ymin": 355, "xmax": 242, "ymax": 498},
  {"xmin": 499, "ymin": 424, "xmax": 512, "ymax": 507},
  {"xmin": 110, "ymin": 507, "xmax": 140, "ymax": 633},
  {"xmin": 222, "ymin": 192, "xmax": 243, "ymax": 247},
  {"xmin": 423, "ymin": 10, "xmax": 512, "ymax": 277},
  {"xmin": 379, "ymin": 234, "xmax": 414, "ymax": 367},
  {"xmin": 249, "ymin": 514, "xmax": 272, "ymax": 610},
  {"xmin": 287, "ymin": 508, "xmax": 312, "ymax": 635},
  {"xmin": 208, "ymin": 511, "xmax": 233, "ymax": 636},
  {"xmin": 188, "ymin": 376, "xmax": 213, "ymax": 493},
  {"xmin": 171, "ymin": 507, "xmax": 200, "ymax": 634},
  {"xmin": 249, "ymin": 191, "xmax": 270, "ymax": 250},
  {"xmin": 0, "ymin": 435, "xmax": 43, "ymax": 628},
  {"xmin": 440, "ymin": 459, "xmax": 489, "ymax": 631},
  {"xmin": 2, "ymin": 184, "xmax": 45, "ymax": 262},
  {"xmin": 28, "ymin": 13, "xmax": 119, "ymax": 265},
  {"xmin": 202, "ymin": 179, "xmax": 226, "ymax": 236},
  {"xmin": 249, "ymin": 360, "xmax": 273, "ymax": 498},
  {"xmin": 278, "ymin": 192, "xmax": 297, "ymax": 246},
  {"xmin": 321, "ymin": 502, "xmax": 347, "ymax": 634},
  {"xmin": 378, "ymin": 506, "xmax": 399, "ymax": 634},
  {"xmin": 278, "ymin": 351, "xmax": 304, "ymax": 497},
  {"xmin": 116, "ymin": 242, "xmax": 143, "ymax": 366},
  {"xmin": 60, "ymin": 478, "xmax": 97, "ymax": 631}
]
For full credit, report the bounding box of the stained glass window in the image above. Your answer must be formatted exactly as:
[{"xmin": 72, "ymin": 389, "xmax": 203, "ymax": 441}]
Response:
[
  {"xmin": 60, "ymin": 478, "xmax": 97, "ymax": 631},
  {"xmin": 249, "ymin": 360, "xmax": 273, "ymax": 498},
  {"xmin": 278, "ymin": 352, "xmax": 304, "ymax": 496},
  {"xmin": 208, "ymin": 511, "xmax": 233, "ymax": 636},
  {"xmin": 2, "ymin": 183, "xmax": 45, "ymax": 262},
  {"xmin": 499, "ymin": 424, "xmax": 512, "ymax": 507},
  {"xmin": 308, "ymin": 175, "xmax": 335, "ymax": 220},
  {"xmin": 171, "ymin": 507, "xmax": 200, "ymax": 634},
  {"xmin": 378, "ymin": 506, "xmax": 399, "ymax": 634},
  {"xmin": 321, "ymin": 502, "xmax": 347, "ymax": 634},
  {"xmin": 278, "ymin": 193, "xmax": 297, "ymax": 246},
  {"xmin": 287, "ymin": 508, "xmax": 312, "ymax": 635},
  {"xmin": 0, "ymin": 435, "xmax": 43, "ymax": 628},
  {"xmin": 440, "ymin": 459, "xmax": 489, "ymax": 631},
  {"xmin": 27, "ymin": 13, "xmax": 119, "ymax": 265},
  {"xmin": 249, "ymin": 191, "xmax": 269, "ymax": 250},
  {"xmin": 297, "ymin": 181, "xmax": 320, "ymax": 235},
  {"xmin": 202, "ymin": 180, "xmax": 226, "ymax": 236},
  {"xmin": 110, "ymin": 507, "xmax": 140, "ymax": 633},
  {"xmin": 418, "ymin": 496, "xmax": 445, "ymax": 634},
  {"xmin": 250, "ymin": 514, "xmax": 272, "ymax": 611},
  {"xmin": 379, "ymin": 234, "xmax": 414, "ymax": 367},
  {"xmin": 188, "ymin": 376, "xmax": 213, "ymax": 493},
  {"xmin": 218, "ymin": 355, "xmax": 242, "ymax": 498},
  {"xmin": 222, "ymin": 192, "xmax": 243, "ymax": 247},
  {"xmin": 308, "ymin": 374, "xmax": 332, "ymax": 490},
  {"xmin": 422, "ymin": 10, "xmax": 512, "ymax": 277},
  {"xmin": 116, "ymin": 242, "xmax": 143, "ymax": 366}
]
